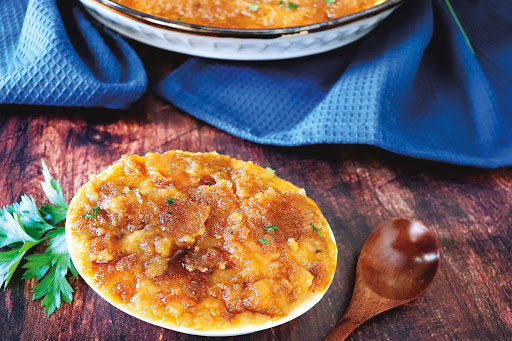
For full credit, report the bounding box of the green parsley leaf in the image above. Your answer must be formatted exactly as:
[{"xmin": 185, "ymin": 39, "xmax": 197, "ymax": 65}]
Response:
[
  {"xmin": 23, "ymin": 228, "xmax": 77, "ymax": 316},
  {"xmin": 41, "ymin": 160, "xmax": 68, "ymax": 210},
  {"xmin": 0, "ymin": 240, "xmax": 39, "ymax": 289},
  {"xmin": 0, "ymin": 210, "xmax": 37, "ymax": 248},
  {"xmin": 258, "ymin": 238, "xmax": 269, "ymax": 245},
  {"xmin": 0, "ymin": 248, "xmax": 25, "ymax": 289},
  {"xmin": 310, "ymin": 223, "xmax": 322, "ymax": 236},
  {"xmin": 166, "ymin": 198, "xmax": 176, "ymax": 215},
  {"xmin": 249, "ymin": 4, "xmax": 259, "ymax": 11},
  {"xmin": 279, "ymin": 0, "xmax": 285, "ymax": 5},
  {"xmin": 0, "ymin": 197, "xmax": 42, "ymax": 291},
  {"xmin": 263, "ymin": 225, "xmax": 279, "ymax": 233},
  {"xmin": 40, "ymin": 203, "xmax": 67, "ymax": 226},
  {"xmin": 12, "ymin": 195, "xmax": 53, "ymax": 239},
  {"xmin": 288, "ymin": 2, "xmax": 298, "ymax": 9},
  {"xmin": 0, "ymin": 204, "xmax": 16, "ymax": 215},
  {"xmin": 21, "ymin": 248, "xmax": 51, "ymax": 281},
  {"xmin": 0, "ymin": 159, "xmax": 77, "ymax": 316},
  {"xmin": 442, "ymin": 0, "xmax": 474, "ymax": 54},
  {"xmin": 325, "ymin": 0, "xmax": 336, "ymax": 3},
  {"xmin": 176, "ymin": 18, "xmax": 181, "ymax": 22},
  {"xmin": 82, "ymin": 205, "xmax": 99, "ymax": 219}
]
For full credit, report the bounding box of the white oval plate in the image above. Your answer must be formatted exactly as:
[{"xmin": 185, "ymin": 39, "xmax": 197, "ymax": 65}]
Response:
[{"xmin": 79, "ymin": 0, "xmax": 401, "ymax": 60}]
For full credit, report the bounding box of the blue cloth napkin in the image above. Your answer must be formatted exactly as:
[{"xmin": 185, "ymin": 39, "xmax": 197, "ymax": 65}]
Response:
[
  {"xmin": 2, "ymin": 0, "xmax": 511, "ymax": 168},
  {"xmin": 0, "ymin": 0, "xmax": 146, "ymax": 108},
  {"xmin": 159, "ymin": 0, "xmax": 512, "ymax": 168}
]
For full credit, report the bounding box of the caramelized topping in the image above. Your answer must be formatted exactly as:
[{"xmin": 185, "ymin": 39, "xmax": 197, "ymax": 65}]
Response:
[
  {"xmin": 67, "ymin": 151, "xmax": 337, "ymax": 330},
  {"xmin": 113, "ymin": 0, "xmax": 384, "ymax": 29}
]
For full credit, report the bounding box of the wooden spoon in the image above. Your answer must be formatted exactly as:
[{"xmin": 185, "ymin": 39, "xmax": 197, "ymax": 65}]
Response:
[{"xmin": 324, "ymin": 218, "xmax": 440, "ymax": 341}]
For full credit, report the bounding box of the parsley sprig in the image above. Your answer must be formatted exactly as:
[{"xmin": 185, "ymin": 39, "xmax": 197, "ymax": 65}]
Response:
[
  {"xmin": 263, "ymin": 225, "xmax": 279, "ymax": 233},
  {"xmin": 279, "ymin": 1, "xmax": 298, "ymax": 9},
  {"xmin": 82, "ymin": 205, "xmax": 99, "ymax": 219},
  {"xmin": 443, "ymin": 0, "xmax": 474, "ymax": 53},
  {"xmin": 0, "ymin": 160, "xmax": 77, "ymax": 316},
  {"xmin": 310, "ymin": 223, "xmax": 323, "ymax": 236},
  {"xmin": 258, "ymin": 238, "xmax": 269, "ymax": 245},
  {"xmin": 166, "ymin": 197, "xmax": 175, "ymax": 215}
]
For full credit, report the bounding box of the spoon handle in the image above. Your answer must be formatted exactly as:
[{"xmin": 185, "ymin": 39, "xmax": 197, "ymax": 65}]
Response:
[
  {"xmin": 323, "ymin": 281, "xmax": 395, "ymax": 341},
  {"xmin": 323, "ymin": 315, "xmax": 363, "ymax": 341}
]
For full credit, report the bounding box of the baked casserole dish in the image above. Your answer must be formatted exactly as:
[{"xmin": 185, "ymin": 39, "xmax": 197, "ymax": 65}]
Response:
[
  {"xmin": 79, "ymin": 0, "xmax": 403, "ymax": 59},
  {"xmin": 66, "ymin": 151, "xmax": 337, "ymax": 335},
  {"xmin": 111, "ymin": 0, "xmax": 389, "ymax": 29}
]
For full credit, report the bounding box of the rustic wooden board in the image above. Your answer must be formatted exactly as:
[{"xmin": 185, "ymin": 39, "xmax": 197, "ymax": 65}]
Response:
[{"xmin": 1, "ymin": 47, "xmax": 511, "ymax": 341}]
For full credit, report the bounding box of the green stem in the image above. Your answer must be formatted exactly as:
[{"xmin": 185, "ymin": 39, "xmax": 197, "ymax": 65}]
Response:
[{"xmin": 442, "ymin": 0, "xmax": 474, "ymax": 54}]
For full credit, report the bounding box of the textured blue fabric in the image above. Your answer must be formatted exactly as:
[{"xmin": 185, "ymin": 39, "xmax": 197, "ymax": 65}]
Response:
[
  {"xmin": 0, "ymin": 0, "xmax": 146, "ymax": 109},
  {"xmin": 158, "ymin": 0, "xmax": 512, "ymax": 168}
]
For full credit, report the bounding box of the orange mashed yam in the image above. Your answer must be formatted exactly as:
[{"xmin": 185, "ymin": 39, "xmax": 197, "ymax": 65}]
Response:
[
  {"xmin": 66, "ymin": 151, "xmax": 337, "ymax": 330},
  {"xmin": 113, "ymin": 0, "xmax": 385, "ymax": 29}
]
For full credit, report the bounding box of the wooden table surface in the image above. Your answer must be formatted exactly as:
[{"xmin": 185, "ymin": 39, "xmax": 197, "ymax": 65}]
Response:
[{"xmin": 1, "ymin": 44, "xmax": 512, "ymax": 341}]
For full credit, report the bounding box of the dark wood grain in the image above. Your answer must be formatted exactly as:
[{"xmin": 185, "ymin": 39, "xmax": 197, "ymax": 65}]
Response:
[{"xmin": 1, "ymin": 45, "xmax": 511, "ymax": 341}]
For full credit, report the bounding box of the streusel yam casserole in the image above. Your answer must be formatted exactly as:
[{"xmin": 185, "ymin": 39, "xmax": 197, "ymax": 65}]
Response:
[
  {"xmin": 66, "ymin": 151, "xmax": 337, "ymax": 330},
  {"xmin": 112, "ymin": 0, "xmax": 386, "ymax": 29}
]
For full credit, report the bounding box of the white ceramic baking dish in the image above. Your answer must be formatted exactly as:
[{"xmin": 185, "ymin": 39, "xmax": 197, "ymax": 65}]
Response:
[{"xmin": 79, "ymin": 0, "xmax": 403, "ymax": 60}]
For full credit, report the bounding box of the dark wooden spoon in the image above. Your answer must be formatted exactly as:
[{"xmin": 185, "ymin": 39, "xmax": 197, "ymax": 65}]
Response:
[{"xmin": 324, "ymin": 218, "xmax": 440, "ymax": 341}]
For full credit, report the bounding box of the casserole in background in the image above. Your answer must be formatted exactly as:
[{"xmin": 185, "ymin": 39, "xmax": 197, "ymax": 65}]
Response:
[{"xmin": 79, "ymin": 0, "xmax": 403, "ymax": 59}]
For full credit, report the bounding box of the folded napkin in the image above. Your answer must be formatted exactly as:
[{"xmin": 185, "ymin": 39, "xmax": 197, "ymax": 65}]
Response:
[
  {"xmin": 2, "ymin": 0, "xmax": 511, "ymax": 168},
  {"xmin": 159, "ymin": 0, "xmax": 512, "ymax": 167},
  {"xmin": 0, "ymin": 0, "xmax": 146, "ymax": 108}
]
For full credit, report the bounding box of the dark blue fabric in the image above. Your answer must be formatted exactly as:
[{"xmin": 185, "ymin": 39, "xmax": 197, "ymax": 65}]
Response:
[
  {"xmin": 0, "ymin": 0, "xmax": 146, "ymax": 109},
  {"xmin": 158, "ymin": 0, "xmax": 512, "ymax": 167},
  {"xmin": 1, "ymin": 0, "xmax": 511, "ymax": 167}
]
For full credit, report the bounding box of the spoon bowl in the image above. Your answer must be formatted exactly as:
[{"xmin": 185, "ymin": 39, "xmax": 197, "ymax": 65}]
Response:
[
  {"xmin": 359, "ymin": 218, "xmax": 440, "ymax": 301},
  {"xmin": 325, "ymin": 217, "xmax": 440, "ymax": 341}
]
